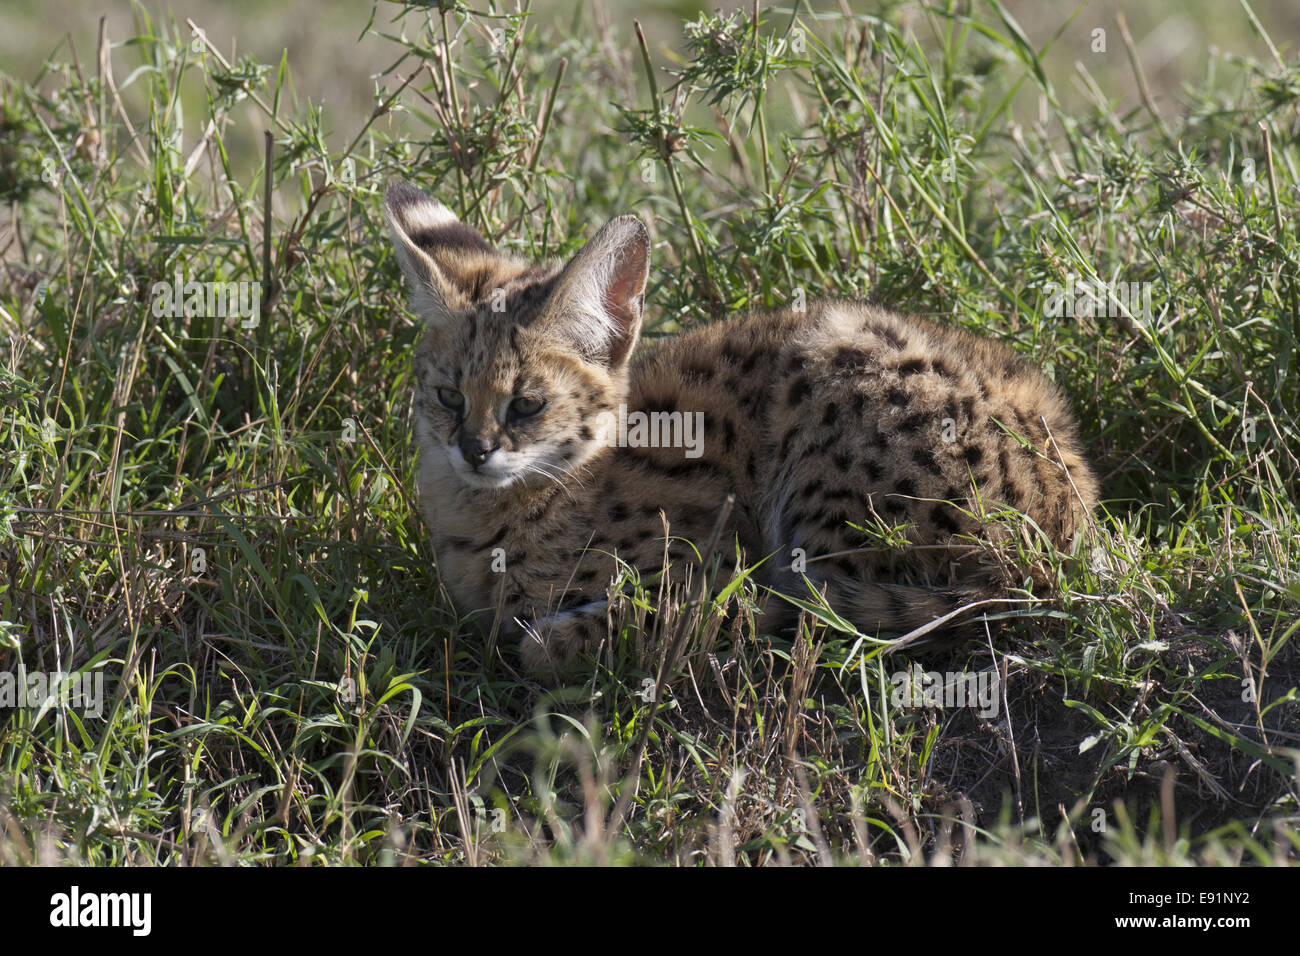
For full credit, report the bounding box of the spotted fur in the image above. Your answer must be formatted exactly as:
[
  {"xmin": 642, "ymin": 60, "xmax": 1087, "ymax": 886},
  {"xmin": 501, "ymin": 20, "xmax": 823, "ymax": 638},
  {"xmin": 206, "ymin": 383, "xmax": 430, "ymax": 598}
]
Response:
[{"xmin": 385, "ymin": 182, "xmax": 1099, "ymax": 677}]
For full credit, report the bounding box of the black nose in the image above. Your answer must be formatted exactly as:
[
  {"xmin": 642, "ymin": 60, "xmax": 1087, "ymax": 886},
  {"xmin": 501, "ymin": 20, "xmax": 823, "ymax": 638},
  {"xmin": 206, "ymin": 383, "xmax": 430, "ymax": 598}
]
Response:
[{"xmin": 459, "ymin": 434, "xmax": 498, "ymax": 468}]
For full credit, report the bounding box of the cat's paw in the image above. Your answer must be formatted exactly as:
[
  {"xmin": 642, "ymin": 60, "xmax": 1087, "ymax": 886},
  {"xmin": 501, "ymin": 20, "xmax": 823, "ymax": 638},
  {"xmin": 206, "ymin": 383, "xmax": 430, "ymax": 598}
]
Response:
[
  {"xmin": 516, "ymin": 618, "xmax": 567, "ymax": 677},
  {"xmin": 515, "ymin": 605, "xmax": 605, "ymax": 678}
]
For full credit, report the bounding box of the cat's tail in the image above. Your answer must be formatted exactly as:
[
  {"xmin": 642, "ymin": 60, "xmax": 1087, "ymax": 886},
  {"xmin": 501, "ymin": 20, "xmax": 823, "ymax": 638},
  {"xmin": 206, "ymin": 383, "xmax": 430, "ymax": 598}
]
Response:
[
  {"xmin": 762, "ymin": 574, "xmax": 1007, "ymax": 648},
  {"xmin": 828, "ymin": 578, "xmax": 1008, "ymax": 648}
]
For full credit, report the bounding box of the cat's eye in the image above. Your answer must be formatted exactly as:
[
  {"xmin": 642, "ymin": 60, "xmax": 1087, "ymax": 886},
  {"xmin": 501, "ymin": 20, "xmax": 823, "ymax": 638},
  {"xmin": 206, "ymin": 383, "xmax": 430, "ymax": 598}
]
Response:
[
  {"xmin": 510, "ymin": 396, "xmax": 544, "ymax": 418},
  {"xmin": 436, "ymin": 387, "xmax": 465, "ymax": 410}
]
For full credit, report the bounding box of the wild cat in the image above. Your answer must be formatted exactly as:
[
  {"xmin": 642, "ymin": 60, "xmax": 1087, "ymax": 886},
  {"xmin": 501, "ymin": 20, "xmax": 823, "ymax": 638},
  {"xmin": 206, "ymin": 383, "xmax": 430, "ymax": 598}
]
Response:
[{"xmin": 384, "ymin": 181, "xmax": 1099, "ymax": 677}]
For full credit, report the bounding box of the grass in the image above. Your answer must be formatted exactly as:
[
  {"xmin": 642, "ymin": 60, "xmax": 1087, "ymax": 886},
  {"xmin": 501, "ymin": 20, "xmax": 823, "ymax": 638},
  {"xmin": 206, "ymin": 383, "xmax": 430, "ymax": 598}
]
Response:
[{"xmin": 0, "ymin": 0, "xmax": 1298, "ymax": 866}]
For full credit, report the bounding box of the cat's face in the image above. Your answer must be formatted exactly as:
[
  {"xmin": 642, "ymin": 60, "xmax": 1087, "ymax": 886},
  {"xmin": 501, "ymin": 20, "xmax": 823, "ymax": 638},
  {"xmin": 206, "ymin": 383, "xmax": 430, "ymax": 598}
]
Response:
[
  {"xmin": 412, "ymin": 301, "xmax": 629, "ymax": 489},
  {"xmin": 386, "ymin": 182, "xmax": 649, "ymax": 490}
]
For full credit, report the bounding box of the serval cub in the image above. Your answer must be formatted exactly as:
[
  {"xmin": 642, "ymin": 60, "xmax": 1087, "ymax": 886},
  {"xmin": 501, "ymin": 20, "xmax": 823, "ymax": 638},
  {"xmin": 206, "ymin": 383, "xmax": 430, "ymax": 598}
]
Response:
[{"xmin": 385, "ymin": 181, "xmax": 1098, "ymax": 677}]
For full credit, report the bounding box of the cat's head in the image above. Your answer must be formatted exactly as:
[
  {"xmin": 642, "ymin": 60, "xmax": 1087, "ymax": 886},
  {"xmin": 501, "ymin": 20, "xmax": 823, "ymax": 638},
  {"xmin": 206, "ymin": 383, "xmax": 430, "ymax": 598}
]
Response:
[{"xmin": 385, "ymin": 181, "xmax": 649, "ymax": 490}]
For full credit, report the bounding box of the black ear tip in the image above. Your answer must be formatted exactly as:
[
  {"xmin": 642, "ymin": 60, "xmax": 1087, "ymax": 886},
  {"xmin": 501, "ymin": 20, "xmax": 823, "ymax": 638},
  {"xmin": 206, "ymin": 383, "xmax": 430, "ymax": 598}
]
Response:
[{"xmin": 385, "ymin": 180, "xmax": 429, "ymax": 210}]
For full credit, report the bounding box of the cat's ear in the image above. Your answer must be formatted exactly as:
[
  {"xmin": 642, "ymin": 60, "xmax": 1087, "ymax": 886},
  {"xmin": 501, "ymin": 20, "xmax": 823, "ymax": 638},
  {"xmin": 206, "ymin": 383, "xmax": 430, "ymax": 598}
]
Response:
[
  {"xmin": 384, "ymin": 181, "xmax": 495, "ymax": 319},
  {"xmin": 539, "ymin": 215, "xmax": 649, "ymax": 367}
]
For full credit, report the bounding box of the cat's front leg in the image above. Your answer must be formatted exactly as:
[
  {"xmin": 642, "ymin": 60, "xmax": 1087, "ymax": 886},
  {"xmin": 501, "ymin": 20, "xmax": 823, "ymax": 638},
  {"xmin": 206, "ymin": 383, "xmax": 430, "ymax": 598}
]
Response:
[{"xmin": 516, "ymin": 599, "xmax": 610, "ymax": 677}]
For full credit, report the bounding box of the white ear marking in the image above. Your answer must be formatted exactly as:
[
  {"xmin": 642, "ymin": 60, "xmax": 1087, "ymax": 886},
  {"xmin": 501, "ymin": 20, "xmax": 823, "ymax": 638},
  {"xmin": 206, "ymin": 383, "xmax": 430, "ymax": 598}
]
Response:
[
  {"xmin": 402, "ymin": 199, "xmax": 457, "ymax": 232},
  {"xmin": 385, "ymin": 181, "xmax": 458, "ymax": 235}
]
